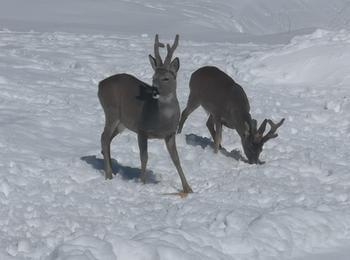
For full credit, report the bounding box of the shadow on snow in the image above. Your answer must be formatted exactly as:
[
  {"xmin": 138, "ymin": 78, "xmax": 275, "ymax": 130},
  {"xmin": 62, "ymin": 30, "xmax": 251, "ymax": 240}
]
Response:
[
  {"xmin": 80, "ymin": 155, "xmax": 159, "ymax": 184},
  {"xmin": 185, "ymin": 133, "xmax": 247, "ymax": 162}
]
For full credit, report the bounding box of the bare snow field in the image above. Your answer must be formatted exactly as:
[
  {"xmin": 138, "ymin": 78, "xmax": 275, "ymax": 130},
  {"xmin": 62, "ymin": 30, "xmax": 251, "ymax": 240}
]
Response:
[{"xmin": 1, "ymin": 0, "xmax": 350, "ymax": 259}]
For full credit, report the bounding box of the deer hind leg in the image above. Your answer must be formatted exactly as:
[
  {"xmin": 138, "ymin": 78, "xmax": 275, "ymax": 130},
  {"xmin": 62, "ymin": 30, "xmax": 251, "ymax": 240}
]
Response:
[
  {"xmin": 165, "ymin": 134, "xmax": 193, "ymax": 193},
  {"xmin": 178, "ymin": 94, "xmax": 200, "ymax": 134},
  {"xmin": 213, "ymin": 117, "xmax": 222, "ymax": 153},
  {"xmin": 137, "ymin": 133, "xmax": 148, "ymax": 184},
  {"xmin": 101, "ymin": 117, "xmax": 122, "ymax": 180}
]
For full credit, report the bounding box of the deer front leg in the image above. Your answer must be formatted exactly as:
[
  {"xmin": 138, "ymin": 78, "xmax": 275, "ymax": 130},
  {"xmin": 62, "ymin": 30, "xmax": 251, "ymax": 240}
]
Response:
[
  {"xmin": 213, "ymin": 118, "xmax": 222, "ymax": 153},
  {"xmin": 207, "ymin": 115, "xmax": 224, "ymax": 151},
  {"xmin": 165, "ymin": 134, "xmax": 193, "ymax": 193},
  {"xmin": 137, "ymin": 133, "xmax": 148, "ymax": 183},
  {"xmin": 206, "ymin": 114, "xmax": 216, "ymax": 140}
]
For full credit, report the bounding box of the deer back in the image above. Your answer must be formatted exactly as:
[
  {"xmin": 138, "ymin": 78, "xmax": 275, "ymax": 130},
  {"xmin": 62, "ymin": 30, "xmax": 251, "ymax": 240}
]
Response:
[
  {"xmin": 189, "ymin": 66, "xmax": 251, "ymax": 135},
  {"xmin": 188, "ymin": 66, "xmax": 284, "ymax": 164}
]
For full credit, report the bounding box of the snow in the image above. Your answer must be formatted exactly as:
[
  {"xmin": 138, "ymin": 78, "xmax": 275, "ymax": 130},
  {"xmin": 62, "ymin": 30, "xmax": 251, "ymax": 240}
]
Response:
[
  {"xmin": 1, "ymin": 0, "xmax": 350, "ymax": 259},
  {"xmin": 293, "ymin": 246, "xmax": 350, "ymax": 260},
  {"xmin": 239, "ymin": 29, "xmax": 350, "ymax": 85},
  {"xmin": 2, "ymin": 0, "xmax": 350, "ymax": 43}
]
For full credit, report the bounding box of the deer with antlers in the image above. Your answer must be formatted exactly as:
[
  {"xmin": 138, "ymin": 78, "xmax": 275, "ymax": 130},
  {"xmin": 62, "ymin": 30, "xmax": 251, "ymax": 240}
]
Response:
[
  {"xmin": 178, "ymin": 66, "xmax": 284, "ymax": 164},
  {"xmin": 98, "ymin": 35, "xmax": 193, "ymax": 193}
]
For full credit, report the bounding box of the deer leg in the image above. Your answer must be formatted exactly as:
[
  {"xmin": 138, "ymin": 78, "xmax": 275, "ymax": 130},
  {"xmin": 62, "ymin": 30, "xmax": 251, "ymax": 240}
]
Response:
[
  {"xmin": 108, "ymin": 126, "xmax": 122, "ymax": 175},
  {"xmin": 101, "ymin": 118, "xmax": 122, "ymax": 179},
  {"xmin": 165, "ymin": 134, "xmax": 193, "ymax": 193},
  {"xmin": 206, "ymin": 114, "xmax": 216, "ymax": 141},
  {"xmin": 137, "ymin": 133, "xmax": 148, "ymax": 184},
  {"xmin": 213, "ymin": 118, "xmax": 222, "ymax": 153},
  {"xmin": 178, "ymin": 96, "xmax": 199, "ymax": 134},
  {"xmin": 101, "ymin": 119, "xmax": 121, "ymax": 156},
  {"xmin": 207, "ymin": 115, "xmax": 223, "ymax": 150},
  {"xmin": 101, "ymin": 128, "xmax": 114, "ymax": 180}
]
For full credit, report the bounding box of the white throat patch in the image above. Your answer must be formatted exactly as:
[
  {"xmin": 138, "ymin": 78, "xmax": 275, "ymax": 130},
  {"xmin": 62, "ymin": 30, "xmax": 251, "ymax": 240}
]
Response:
[{"xmin": 159, "ymin": 93, "xmax": 175, "ymax": 103}]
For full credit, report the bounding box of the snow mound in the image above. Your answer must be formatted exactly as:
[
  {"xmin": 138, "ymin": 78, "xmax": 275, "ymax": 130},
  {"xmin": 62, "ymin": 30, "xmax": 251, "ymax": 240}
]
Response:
[
  {"xmin": 239, "ymin": 30, "xmax": 350, "ymax": 85},
  {"xmin": 48, "ymin": 236, "xmax": 115, "ymax": 260}
]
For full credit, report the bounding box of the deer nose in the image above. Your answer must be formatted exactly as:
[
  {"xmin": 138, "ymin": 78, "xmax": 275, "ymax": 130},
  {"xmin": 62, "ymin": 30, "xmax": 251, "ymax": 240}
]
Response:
[{"xmin": 152, "ymin": 86, "xmax": 160, "ymax": 99}]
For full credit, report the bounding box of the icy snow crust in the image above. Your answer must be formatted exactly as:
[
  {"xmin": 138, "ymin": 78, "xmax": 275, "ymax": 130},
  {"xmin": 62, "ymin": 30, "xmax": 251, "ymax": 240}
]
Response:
[{"xmin": 1, "ymin": 28, "xmax": 350, "ymax": 259}]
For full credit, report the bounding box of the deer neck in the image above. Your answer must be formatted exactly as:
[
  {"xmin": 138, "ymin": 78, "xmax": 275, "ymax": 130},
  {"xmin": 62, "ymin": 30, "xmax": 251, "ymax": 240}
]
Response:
[
  {"xmin": 235, "ymin": 112, "xmax": 252, "ymax": 140},
  {"xmin": 159, "ymin": 92, "xmax": 176, "ymax": 103},
  {"xmin": 138, "ymin": 87, "xmax": 179, "ymax": 137}
]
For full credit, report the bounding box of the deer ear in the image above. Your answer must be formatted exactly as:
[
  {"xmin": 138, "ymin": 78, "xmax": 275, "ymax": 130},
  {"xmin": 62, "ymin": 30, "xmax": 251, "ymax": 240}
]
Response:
[
  {"xmin": 149, "ymin": 55, "xmax": 157, "ymax": 70},
  {"xmin": 170, "ymin": 57, "xmax": 180, "ymax": 73}
]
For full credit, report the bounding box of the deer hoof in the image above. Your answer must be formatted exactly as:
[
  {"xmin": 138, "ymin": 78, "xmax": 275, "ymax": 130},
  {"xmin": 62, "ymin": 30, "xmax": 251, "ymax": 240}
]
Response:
[
  {"xmin": 183, "ymin": 186, "xmax": 193, "ymax": 194},
  {"xmin": 258, "ymin": 160, "xmax": 266, "ymax": 165},
  {"xmin": 105, "ymin": 174, "xmax": 113, "ymax": 180},
  {"xmin": 140, "ymin": 173, "xmax": 146, "ymax": 184}
]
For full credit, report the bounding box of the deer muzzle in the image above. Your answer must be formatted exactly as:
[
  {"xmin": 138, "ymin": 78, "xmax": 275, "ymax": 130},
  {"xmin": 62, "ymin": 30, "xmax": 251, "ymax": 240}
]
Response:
[{"xmin": 151, "ymin": 86, "xmax": 160, "ymax": 99}]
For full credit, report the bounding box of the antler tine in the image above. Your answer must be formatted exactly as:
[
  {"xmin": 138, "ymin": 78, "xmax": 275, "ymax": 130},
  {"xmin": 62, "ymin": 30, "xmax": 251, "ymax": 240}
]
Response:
[
  {"xmin": 257, "ymin": 119, "xmax": 268, "ymax": 135},
  {"xmin": 164, "ymin": 34, "xmax": 179, "ymax": 66},
  {"xmin": 262, "ymin": 118, "xmax": 285, "ymax": 143},
  {"xmin": 251, "ymin": 119, "xmax": 258, "ymax": 135},
  {"xmin": 154, "ymin": 34, "xmax": 165, "ymax": 66}
]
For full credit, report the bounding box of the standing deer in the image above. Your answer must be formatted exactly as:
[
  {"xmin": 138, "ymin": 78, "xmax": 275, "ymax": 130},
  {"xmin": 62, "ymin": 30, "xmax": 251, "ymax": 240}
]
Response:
[
  {"xmin": 178, "ymin": 66, "xmax": 284, "ymax": 164},
  {"xmin": 98, "ymin": 35, "xmax": 192, "ymax": 193}
]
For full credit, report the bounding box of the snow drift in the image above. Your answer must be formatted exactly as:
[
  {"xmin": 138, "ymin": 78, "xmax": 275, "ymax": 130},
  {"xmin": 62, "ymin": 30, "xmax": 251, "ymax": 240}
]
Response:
[{"xmin": 239, "ymin": 29, "xmax": 350, "ymax": 85}]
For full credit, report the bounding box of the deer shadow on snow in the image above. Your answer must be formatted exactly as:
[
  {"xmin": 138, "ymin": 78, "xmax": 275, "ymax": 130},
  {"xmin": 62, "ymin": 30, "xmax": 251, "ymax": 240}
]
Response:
[
  {"xmin": 80, "ymin": 155, "xmax": 159, "ymax": 183},
  {"xmin": 185, "ymin": 134, "xmax": 248, "ymax": 163}
]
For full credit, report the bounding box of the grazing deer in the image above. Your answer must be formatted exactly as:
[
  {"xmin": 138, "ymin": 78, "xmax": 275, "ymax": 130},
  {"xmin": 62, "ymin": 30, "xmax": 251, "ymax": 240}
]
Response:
[
  {"xmin": 98, "ymin": 35, "xmax": 192, "ymax": 193},
  {"xmin": 178, "ymin": 66, "xmax": 284, "ymax": 164}
]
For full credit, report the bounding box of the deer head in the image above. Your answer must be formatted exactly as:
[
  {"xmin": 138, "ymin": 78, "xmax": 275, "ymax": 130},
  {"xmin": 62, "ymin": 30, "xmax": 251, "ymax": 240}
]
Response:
[
  {"xmin": 148, "ymin": 34, "xmax": 180, "ymax": 97},
  {"xmin": 242, "ymin": 118, "xmax": 285, "ymax": 164}
]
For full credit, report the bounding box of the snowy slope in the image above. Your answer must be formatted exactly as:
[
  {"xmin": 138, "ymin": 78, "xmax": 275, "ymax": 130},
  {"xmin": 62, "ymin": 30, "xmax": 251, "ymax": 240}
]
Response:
[
  {"xmin": 2, "ymin": 0, "xmax": 350, "ymax": 42},
  {"xmin": 1, "ymin": 1, "xmax": 350, "ymax": 260}
]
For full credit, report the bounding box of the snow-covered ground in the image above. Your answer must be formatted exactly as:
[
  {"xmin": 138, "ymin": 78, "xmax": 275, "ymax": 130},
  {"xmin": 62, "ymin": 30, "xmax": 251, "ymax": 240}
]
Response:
[
  {"xmin": 2, "ymin": 0, "xmax": 350, "ymax": 43},
  {"xmin": 1, "ymin": 1, "xmax": 350, "ymax": 259}
]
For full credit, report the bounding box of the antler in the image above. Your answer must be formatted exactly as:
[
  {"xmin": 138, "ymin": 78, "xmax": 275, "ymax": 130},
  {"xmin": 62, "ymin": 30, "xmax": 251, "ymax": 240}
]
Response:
[
  {"xmin": 257, "ymin": 119, "xmax": 268, "ymax": 135},
  {"xmin": 262, "ymin": 118, "xmax": 285, "ymax": 143},
  {"xmin": 154, "ymin": 34, "xmax": 165, "ymax": 66},
  {"xmin": 164, "ymin": 34, "xmax": 179, "ymax": 66},
  {"xmin": 250, "ymin": 119, "xmax": 267, "ymax": 143},
  {"xmin": 250, "ymin": 119, "xmax": 258, "ymax": 135}
]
